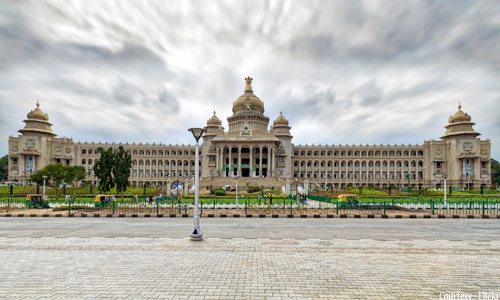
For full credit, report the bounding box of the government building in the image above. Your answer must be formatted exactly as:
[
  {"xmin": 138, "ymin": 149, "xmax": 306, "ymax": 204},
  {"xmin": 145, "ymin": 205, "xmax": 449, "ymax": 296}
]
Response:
[{"xmin": 7, "ymin": 77, "xmax": 493, "ymax": 191}]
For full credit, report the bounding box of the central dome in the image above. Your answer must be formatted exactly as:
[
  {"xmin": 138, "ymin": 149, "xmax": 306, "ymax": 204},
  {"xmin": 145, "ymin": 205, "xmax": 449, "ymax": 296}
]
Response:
[{"xmin": 232, "ymin": 77, "xmax": 265, "ymax": 115}]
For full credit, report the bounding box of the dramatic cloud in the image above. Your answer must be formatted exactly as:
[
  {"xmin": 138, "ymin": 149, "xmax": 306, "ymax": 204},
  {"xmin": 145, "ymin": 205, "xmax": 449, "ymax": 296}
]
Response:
[{"xmin": 0, "ymin": 0, "xmax": 499, "ymax": 158}]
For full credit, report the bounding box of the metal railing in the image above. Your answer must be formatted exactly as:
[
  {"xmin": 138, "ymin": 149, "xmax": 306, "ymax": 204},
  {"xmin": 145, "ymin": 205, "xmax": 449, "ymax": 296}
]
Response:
[{"xmin": 1, "ymin": 196, "xmax": 499, "ymax": 216}]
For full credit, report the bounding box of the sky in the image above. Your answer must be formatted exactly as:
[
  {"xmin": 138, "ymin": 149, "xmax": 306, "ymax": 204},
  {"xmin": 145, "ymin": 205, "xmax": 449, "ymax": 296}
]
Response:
[{"xmin": 1, "ymin": 0, "xmax": 499, "ymax": 159}]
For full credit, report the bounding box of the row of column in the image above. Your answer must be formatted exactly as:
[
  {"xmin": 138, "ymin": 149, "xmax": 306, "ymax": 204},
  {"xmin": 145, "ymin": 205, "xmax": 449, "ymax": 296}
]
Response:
[
  {"xmin": 215, "ymin": 145, "xmax": 276, "ymax": 177},
  {"xmin": 296, "ymin": 162, "xmax": 422, "ymax": 180},
  {"xmin": 130, "ymin": 164, "xmax": 194, "ymax": 178}
]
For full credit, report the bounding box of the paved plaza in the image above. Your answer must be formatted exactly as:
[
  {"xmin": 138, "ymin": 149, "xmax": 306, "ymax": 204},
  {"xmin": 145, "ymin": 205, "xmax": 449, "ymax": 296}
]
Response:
[{"xmin": 0, "ymin": 219, "xmax": 499, "ymax": 299}]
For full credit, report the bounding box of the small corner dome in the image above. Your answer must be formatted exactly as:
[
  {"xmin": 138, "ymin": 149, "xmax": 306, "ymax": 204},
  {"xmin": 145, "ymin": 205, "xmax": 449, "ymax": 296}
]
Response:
[
  {"xmin": 207, "ymin": 111, "xmax": 221, "ymax": 126},
  {"xmin": 27, "ymin": 100, "xmax": 49, "ymax": 121},
  {"xmin": 449, "ymin": 102, "xmax": 471, "ymax": 123},
  {"xmin": 273, "ymin": 111, "xmax": 289, "ymax": 126}
]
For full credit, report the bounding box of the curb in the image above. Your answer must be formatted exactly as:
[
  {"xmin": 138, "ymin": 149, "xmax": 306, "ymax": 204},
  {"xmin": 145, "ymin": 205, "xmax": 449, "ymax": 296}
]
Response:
[{"xmin": 0, "ymin": 214, "xmax": 499, "ymax": 219}]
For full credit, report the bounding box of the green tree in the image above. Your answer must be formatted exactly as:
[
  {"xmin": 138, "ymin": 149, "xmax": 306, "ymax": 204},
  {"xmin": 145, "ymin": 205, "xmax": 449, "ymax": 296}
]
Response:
[
  {"xmin": 113, "ymin": 146, "xmax": 132, "ymax": 201},
  {"xmin": 30, "ymin": 164, "xmax": 86, "ymax": 199},
  {"xmin": 93, "ymin": 147, "xmax": 115, "ymax": 193},
  {"xmin": 30, "ymin": 164, "xmax": 65, "ymax": 200},
  {"xmin": 74, "ymin": 165, "xmax": 87, "ymax": 186},
  {"xmin": 0, "ymin": 155, "xmax": 8, "ymax": 181},
  {"xmin": 492, "ymin": 158, "xmax": 500, "ymax": 185},
  {"xmin": 63, "ymin": 165, "xmax": 86, "ymax": 188}
]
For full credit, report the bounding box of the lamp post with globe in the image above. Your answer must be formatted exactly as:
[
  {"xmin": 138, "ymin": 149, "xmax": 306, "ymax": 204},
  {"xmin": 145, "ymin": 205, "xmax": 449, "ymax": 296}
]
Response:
[{"xmin": 188, "ymin": 128, "xmax": 205, "ymax": 241}]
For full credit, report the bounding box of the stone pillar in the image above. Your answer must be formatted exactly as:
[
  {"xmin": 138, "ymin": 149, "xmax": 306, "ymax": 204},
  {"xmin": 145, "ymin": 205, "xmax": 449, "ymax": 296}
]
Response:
[
  {"xmin": 237, "ymin": 146, "xmax": 242, "ymax": 177},
  {"xmin": 220, "ymin": 147, "xmax": 224, "ymax": 176},
  {"xmin": 304, "ymin": 179, "xmax": 309, "ymax": 195},
  {"xmin": 19, "ymin": 155, "xmax": 25, "ymax": 179},
  {"xmin": 474, "ymin": 158, "xmax": 480, "ymax": 186},
  {"xmin": 305, "ymin": 158, "xmax": 308, "ymax": 179},
  {"xmin": 229, "ymin": 146, "xmax": 232, "ymax": 177},
  {"xmin": 215, "ymin": 147, "xmax": 219, "ymax": 175},
  {"xmin": 249, "ymin": 146, "xmax": 253, "ymax": 177},
  {"xmin": 259, "ymin": 146, "xmax": 263, "ymax": 177},
  {"xmin": 167, "ymin": 180, "xmax": 172, "ymax": 196},
  {"xmin": 271, "ymin": 147, "xmax": 275, "ymax": 177},
  {"xmin": 285, "ymin": 178, "xmax": 290, "ymax": 195}
]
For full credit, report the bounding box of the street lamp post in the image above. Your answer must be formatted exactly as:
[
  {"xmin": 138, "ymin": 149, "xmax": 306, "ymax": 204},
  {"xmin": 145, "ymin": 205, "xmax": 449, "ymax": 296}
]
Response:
[
  {"xmin": 406, "ymin": 174, "xmax": 411, "ymax": 198},
  {"xmin": 235, "ymin": 175, "xmax": 239, "ymax": 208},
  {"xmin": 188, "ymin": 127, "xmax": 205, "ymax": 241},
  {"xmin": 443, "ymin": 174, "xmax": 448, "ymax": 208},
  {"xmin": 42, "ymin": 175, "xmax": 48, "ymax": 195},
  {"xmin": 26, "ymin": 170, "xmax": 32, "ymax": 187}
]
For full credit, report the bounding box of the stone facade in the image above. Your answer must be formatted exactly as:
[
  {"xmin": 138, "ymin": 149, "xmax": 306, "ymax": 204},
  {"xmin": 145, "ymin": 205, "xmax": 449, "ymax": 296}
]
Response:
[{"xmin": 7, "ymin": 79, "xmax": 492, "ymax": 190}]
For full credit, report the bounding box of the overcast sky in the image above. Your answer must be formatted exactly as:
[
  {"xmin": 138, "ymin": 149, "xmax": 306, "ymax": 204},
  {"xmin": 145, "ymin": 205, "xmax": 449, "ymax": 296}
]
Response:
[{"xmin": 1, "ymin": 0, "xmax": 499, "ymax": 159}]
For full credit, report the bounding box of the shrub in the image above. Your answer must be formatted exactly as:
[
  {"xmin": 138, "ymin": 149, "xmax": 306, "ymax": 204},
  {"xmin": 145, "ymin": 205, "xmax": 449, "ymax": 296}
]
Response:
[
  {"xmin": 213, "ymin": 188, "xmax": 226, "ymax": 196},
  {"xmin": 346, "ymin": 183, "xmax": 353, "ymax": 188},
  {"xmin": 247, "ymin": 186, "xmax": 261, "ymax": 193},
  {"xmin": 59, "ymin": 205, "xmax": 89, "ymax": 210},
  {"xmin": 183, "ymin": 195, "xmax": 212, "ymax": 199}
]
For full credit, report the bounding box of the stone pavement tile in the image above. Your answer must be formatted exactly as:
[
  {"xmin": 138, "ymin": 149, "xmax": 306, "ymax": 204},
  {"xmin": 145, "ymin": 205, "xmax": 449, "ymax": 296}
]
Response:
[{"xmin": 1, "ymin": 237, "xmax": 500, "ymax": 299}]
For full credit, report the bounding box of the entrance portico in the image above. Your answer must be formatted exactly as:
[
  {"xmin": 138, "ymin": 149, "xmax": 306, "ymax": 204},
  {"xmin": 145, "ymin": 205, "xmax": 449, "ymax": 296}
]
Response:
[{"xmin": 213, "ymin": 141, "xmax": 280, "ymax": 178}]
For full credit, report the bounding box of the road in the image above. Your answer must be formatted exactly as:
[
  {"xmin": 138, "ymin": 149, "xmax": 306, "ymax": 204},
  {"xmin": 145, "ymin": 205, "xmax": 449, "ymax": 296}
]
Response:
[{"xmin": 0, "ymin": 218, "xmax": 499, "ymax": 299}]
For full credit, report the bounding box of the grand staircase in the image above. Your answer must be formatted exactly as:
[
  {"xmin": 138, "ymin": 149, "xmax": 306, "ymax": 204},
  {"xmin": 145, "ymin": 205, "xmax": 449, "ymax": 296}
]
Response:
[{"xmin": 199, "ymin": 176, "xmax": 285, "ymax": 189}]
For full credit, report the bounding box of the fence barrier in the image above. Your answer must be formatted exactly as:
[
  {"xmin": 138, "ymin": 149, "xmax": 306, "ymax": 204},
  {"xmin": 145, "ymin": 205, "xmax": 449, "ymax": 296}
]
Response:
[{"xmin": 1, "ymin": 196, "xmax": 499, "ymax": 216}]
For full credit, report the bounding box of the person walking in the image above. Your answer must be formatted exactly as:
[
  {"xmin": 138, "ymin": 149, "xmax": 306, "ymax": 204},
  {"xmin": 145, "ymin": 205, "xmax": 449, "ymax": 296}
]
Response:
[
  {"xmin": 264, "ymin": 193, "xmax": 267, "ymax": 205},
  {"xmin": 258, "ymin": 193, "xmax": 261, "ymax": 205},
  {"xmin": 270, "ymin": 194, "xmax": 273, "ymax": 205}
]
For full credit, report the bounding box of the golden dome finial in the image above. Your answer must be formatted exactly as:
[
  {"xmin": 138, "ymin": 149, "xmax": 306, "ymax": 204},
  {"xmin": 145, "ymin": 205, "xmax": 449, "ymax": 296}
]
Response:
[
  {"xmin": 213, "ymin": 110, "xmax": 216, "ymax": 115},
  {"xmin": 245, "ymin": 76, "xmax": 253, "ymax": 91},
  {"xmin": 280, "ymin": 110, "xmax": 282, "ymax": 115},
  {"xmin": 36, "ymin": 100, "xmax": 40, "ymax": 109},
  {"xmin": 458, "ymin": 102, "xmax": 462, "ymax": 111}
]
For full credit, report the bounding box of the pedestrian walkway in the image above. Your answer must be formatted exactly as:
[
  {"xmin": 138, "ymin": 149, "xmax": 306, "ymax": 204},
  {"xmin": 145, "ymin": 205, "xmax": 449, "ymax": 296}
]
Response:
[{"xmin": 0, "ymin": 219, "xmax": 499, "ymax": 299}]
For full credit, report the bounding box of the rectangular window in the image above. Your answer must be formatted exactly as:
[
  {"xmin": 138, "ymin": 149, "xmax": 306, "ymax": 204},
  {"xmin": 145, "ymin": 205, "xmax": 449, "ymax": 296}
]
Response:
[
  {"xmin": 465, "ymin": 160, "xmax": 471, "ymax": 176},
  {"xmin": 278, "ymin": 157, "xmax": 284, "ymax": 163},
  {"xmin": 26, "ymin": 156, "xmax": 34, "ymax": 173}
]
